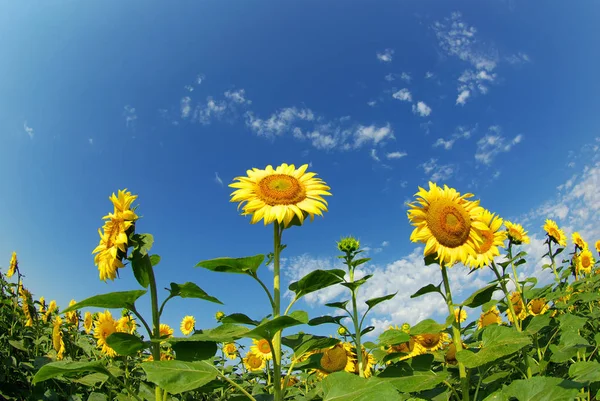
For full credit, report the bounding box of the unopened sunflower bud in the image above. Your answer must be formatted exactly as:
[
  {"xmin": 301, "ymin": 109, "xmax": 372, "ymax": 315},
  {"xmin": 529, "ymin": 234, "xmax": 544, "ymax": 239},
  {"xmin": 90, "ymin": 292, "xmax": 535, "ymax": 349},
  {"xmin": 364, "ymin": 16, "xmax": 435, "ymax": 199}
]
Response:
[
  {"xmin": 215, "ymin": 311, "xmax": 225, "ymax": 322},
  {"xmin": 401, "ymin": 323, "xmax": 411, "ymax": 333},
  {"xmin": 337, "ymin": 326, "xmax": 347, "ymax": 336},
  {"xmin": 337, "ymin": 236, "xmax": 360, "ymax": 253},
  {"xmin": 121, "ymin": 308, "xmax": 129, "ymax": 317}
]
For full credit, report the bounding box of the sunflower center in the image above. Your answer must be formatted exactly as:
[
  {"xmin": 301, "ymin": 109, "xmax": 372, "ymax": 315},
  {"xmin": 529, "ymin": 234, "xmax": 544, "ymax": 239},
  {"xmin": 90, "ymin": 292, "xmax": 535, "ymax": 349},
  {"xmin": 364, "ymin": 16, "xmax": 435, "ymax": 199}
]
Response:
[
  {"xmin": 225, "ymin": 344, "xmax": 236, "ymax": 354},
  {"xmin": 477, "ymin": 230, "xmax": 494, "ymax": 254},
  {"xmin": 417, "ymin": 334, "xmax": 441, "ymax": 348},
  {"xmin": 247, "ymin": 354, "xmax": 263, "ymax": 369},
  {"xmin": 257, "ymin": 174, "xmax": 306, "ymax": 206},
  {"xmin": 481, "ymin": 311, "xmax": 499, "ymax": 327},
  {"xmin": 581, "ymin": 255, "xmax": 592, "ymax": 268},
  {"xmin": 426, "ymin": 199, "xmax": 471, "ymax": 248},
  {"xmin": 530, "ymin": 300, "xmax": 544, "ymax": 314},
  {"xmin": 257, "ymin": 339, "xmax": 271, "ymax": 354},
  {"xmin": 320, "ymin": 345, "xmax": 348, "ymax": 373}
]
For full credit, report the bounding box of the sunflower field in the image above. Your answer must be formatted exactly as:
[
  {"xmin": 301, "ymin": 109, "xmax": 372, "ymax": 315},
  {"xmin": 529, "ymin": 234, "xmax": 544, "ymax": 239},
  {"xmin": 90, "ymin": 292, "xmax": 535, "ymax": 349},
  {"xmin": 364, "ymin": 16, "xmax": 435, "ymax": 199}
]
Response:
[{"xmin": 3, "ymin": 163, "xmax": 600, "ymax": 401}]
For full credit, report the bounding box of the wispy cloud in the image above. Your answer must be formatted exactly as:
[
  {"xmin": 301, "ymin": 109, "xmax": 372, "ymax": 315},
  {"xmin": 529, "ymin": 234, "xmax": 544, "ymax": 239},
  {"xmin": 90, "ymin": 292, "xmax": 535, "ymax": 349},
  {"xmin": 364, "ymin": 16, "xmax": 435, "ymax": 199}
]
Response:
[
  {"xmin": 367, "ymin": 100, "xmax": 377, "ymax": 107},
  {"xmin": 245, "ymin": 107, "xmax": 315, "ymax": 138},
  {"xmin": 412, "ymin": 101, "xmax": 432, "ymax": 117},
  {"xmin": 88, "ymin": 138, "xmax": 93, "ymax": 145},
  {"xmin": 505, "ymin": 52, "xmax": 531, "ymax": 64},
  {"xmin": 196, "ymin": 74, "xmax": 206, "ymax": 85},
  {"xmin": 400, "ymin": 72, "xmax": 412, "ymax": 82},
  {"xmin": 224, "ymin": 89, "xmax": 252, "ymax": 105},
  {"xmin": 23, "ymin": 121, "xmax": 34, "ymax": 139},
  {"xmin": 184, "ymin": 85, "xmax": 194, "ymax": 92},
  {"xmin": 425, "ymin": 71, "xmax": 434, "ymax": 79},
  {"xmin": 214, "ymin": 172, "xmax": 224, "ymax": 187},
  {"xmin": 376, "ymin": 48, "xmax": 394, "ymax": 63},
  {"xmin": 392, "ymin": 88, "xmax": 412, "ymax": 102},
  {"xmin": 354, "ymin": 124, "xmax": 394, "ymax": 148},
  {"xmin": 180, "ymin": 96, "xmax": 192, "ymax": 118},
  {"xmin": 475, "ymin": 126, "xmax": 523, "ymax": 165},
  {"xmin": 370, "ymin": 149, "xmax": 380, "ymax": 162},
  {"xmin": 433, "ymin": 125, "xmax": 476, "ymax": 150},
  {"xmin": 194, "ymin": 97, "xmax": 228, "ymax": 125},
  {"xmin": 420, "ymin": 158, "xmax": 455, "ymax": 182},
  {"xmin": 386, "ymin": 151, "xmax": 407, "ymax": 159},
  {"xmin": 456, "ymin": 89, "xmax": 471, "ymax": 105},
  {"xmin": 384, "ymin": 73, "xmax": 395, "ymax": 82},
  {"xmin": 124, "ymin": 105, "xmax": 137, "ymax": 128}
]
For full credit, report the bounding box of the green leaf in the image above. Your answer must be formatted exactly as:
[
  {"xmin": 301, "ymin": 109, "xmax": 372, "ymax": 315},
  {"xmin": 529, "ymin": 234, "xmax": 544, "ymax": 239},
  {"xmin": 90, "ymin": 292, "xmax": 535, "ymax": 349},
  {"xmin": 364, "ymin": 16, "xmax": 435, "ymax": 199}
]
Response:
[
  {"xmin": 62, "ymin": 290, "xmax": 147, "ymax": 313},
  {"xmin": 365, "ymin": 293, "xmax": 396, "ymax": 310},
  {"xmin": 409, "ymin": 319, "xmax": 447, "ymax": 335},
  {"xmin": 171, "ymin": 341, "xmax": 218, "ymax": 362},
  {"xmin": 423, "ymin": 254, "xmax": 439, "ymax": 266},
  {"xmin": 134, "ymin": 233, "xmax": 154, "ymax": 255},
  {"xmin": 32, "ymin": 361, "xmax": 110, "ymax": 384},
  {"xmin": 523, "ymin": 314, "xmax": 551, "ymax": 335},
  {"xmin": 150, "ymin": 255, "xmax": 161, "ymax": 266},
  {"xmin": 176, "ymin": 324, "xmax": 250, "ymax": 343},
  {"xmin": 456, "ymin": 325, "xmax": 531, "ymax": 368},
  {"xmin": 141, "ymin": 360, "xmax": 217, "ymax": 394},
  {"xmin": 195, "ymin": 255, "xmax": 264, "ymax": 275},
  {"xmin": 325, "ymin": 301, "xmax": 350, "ymax": 310},
  {"xmin": 352, "ymin": 258, "xmax": 371, "ymax": 268},
  {"xmin": 321, "ymin": 372, "xmax": 404, "ymax": 400},
  {"xmin": 131, "ymin": 251, "xmax": 152, "ymax": 288},
  {"xmin": 557, "ymin": 313, "xmax": 587, "ymax": 332},
  {"xmin": 378, "ymin": 330, "xmax": 410, "ymax": 347},
  {"xmin": 461, "ymin": 283, "xmax": 497, "ymax": 308},
  {"xmin": 340, "ymin": 275, "xmax": 373, "ymax": 291},
  {"xmin": 221, "ymin": 313, "xmax": 260, "ymax": 326},
  {"xmin": 379, "ymin": 365, "xmax": 449, "ymax": 393},
  {"xmin": 9, "ymin": 339, "xmax": 27, "ymax": 351},
  {"xmin": 72, "ymin": 373, "xmax": 109, "ymax": 387},
  {"xmin": 308, "ymin": 315, "xmax": 345, "ymax": 326},
  {"xmin": 87, "ymin": 393, "xmax": 108, "ymax": 401},
  {"xmin": 502, "ymin": 376, "xmax": 582, "ymax": 401},
  {"xmin": 360, "ymin": 326, "xmax": 374, "ymax": 336},
  {"xmin": 246, "ymin": 311, "xmax": 309, "ymax": 340},
  {"xmin": 169, "ymin": 282, "xmax": 223, "ymax": 305},
  {"xmin": 569, "ymin": 361, "xmax": 600, "ymax": 383},
  {"xmin": 288, "ymin": 269, "xmax": 346, "ymax": 299},
  {"xmin": 282, "ymin": 333, "xmax": 340, "ymax": 357},
  {"xmin": 410, "ymin": 284, "xmax": 441, "ymax": 299},
  {"xmin": 106, "ymin": 333, "xmax": 146, "ymax": 356}
]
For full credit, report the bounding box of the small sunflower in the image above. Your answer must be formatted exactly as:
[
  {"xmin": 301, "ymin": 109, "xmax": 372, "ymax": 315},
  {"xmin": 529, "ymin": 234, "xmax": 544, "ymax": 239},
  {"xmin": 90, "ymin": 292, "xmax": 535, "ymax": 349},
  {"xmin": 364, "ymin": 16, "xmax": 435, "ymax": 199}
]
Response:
[
  {"xmin": 282, "ymin": 376, "xmax": 299, "ymax": 388},
  {"xmin": 146, "ymin": 351, "xmax": 174, "ymax": 361},
  {"xmin": 413, "ymin": 332, "xmax": 451, "ymax": 352},
  {"xmin": 65, "ymin": 299, "xmax": 79, "ymax": 327},
  {"xmin": 467, "ymin": 210, "xmax": 507, "ymax": 269},
  {"xmin": 386, "ymin": 338, "xmax": 426, "ymax": 362},
  {"xmin": 230, "ymin": 163, "xmax": 331, "ymax": 228},
  {"xmin": 543, "ymin": 219, "xmax": 567, "ymax": 247},
  {"xmin": 454, "ymin": 308, "xmax": 467, "ymax": 323},
  {"xmin": 243, "ymin": 351, "xmax": 266, "ymax": 372},
  {"xmin": 477, "ymin": 306, "xmax": 502, "ymax": 329},
  {"xmin": 84, "ymin": 312, "xmax": 94, "ymax": 334},
  {"xmin": 116, "ymin": 315, "xmax": 136, "ymax": 334},
  {"xmin": 6, "ymin": 252, "xmax": 18, "ymax": 278},
  {"xmin": 223, "ymin": 342, "xmax": 238, "ymax": 360},
  {"xmin": 572, "ymin": 232, "xmax": 588, "ymax": 250},
  {"xmin": 595, "ymin": 240, "xmax": 600, "ymax": 254},
  {"xmin": 159, "ymin": 323, "xmax": 174, "ymax": 339},
  {"xmin": 250, "ymin": 338, "xmax": 273, "ymax": 361},
  {"xmin": 52, "ymin": 316, "xmax": 66, "ymax": 360},
  {"xmin": 528, "ymin": 298, "xmax": 549, "ymax": 316},
  {"xmin": 504, "ymin": 221, "xmax": 530, "ymax": 245},
  {"xmin": 180, "ymin": 315, "xmax": 195, "ymax": 336},
  {"xmin": 506, "ymin": 292, "xmax": 527, "ymax": 323},
  {"xmin": 575, "ymin": 249, "xmax": 595, "ymax": 275},
  {"xmin": 445, "ymin": 342, "xmax": 467, "ymax": 365},
  {"xmin": 94, "ymin": 310, "xmax": 118, "ymax": 357},
  {"xmin": 408, "ymin": 182, "xmax": 487, "ymax": 266},
  {"xmin": 315, "ymin": 342, "xmax": 356, "ymax": 377}
]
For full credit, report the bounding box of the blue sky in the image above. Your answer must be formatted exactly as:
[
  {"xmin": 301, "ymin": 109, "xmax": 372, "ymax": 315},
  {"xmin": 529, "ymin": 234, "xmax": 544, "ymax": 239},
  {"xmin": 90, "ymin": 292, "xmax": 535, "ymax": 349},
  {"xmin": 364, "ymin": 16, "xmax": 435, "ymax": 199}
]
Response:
[{"xmin": 1, "ymin": 1, "xmax": 600, "ymax": 337}]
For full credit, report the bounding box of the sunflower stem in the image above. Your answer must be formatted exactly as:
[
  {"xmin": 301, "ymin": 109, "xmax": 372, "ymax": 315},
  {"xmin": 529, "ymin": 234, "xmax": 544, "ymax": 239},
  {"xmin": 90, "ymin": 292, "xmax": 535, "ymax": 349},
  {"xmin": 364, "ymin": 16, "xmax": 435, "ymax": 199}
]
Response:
[
  {"xmin": 546, "ymin": 239, "xmax": 560, "ymax": 282},
  {"xmin": 441, "ymin": 265, "xmax": 469, "ymax": 401},
  {"xmin": 272, "ymin": 222, "xmax": 283, "ymax": 401},
  {"xmin": 349, "ymin": 261, "xmax": 365, "ymax": 378},
  {"xmin": 147, "ymin": 262, "xmax": 162, "ymax": 394}
]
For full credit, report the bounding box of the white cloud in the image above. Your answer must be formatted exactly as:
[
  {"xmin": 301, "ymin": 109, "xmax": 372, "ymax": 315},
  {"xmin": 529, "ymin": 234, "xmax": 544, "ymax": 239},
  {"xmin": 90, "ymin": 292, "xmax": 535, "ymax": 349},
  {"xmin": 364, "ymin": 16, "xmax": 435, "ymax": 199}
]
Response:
[
  {"xmin": 245, "ymin": 107, "xmax": 315, "ymax": 138},
  {"xmin": 433, "ymin": 125, "xmax": 476, "ymax": 150},
  {"xmin": 381, "ymin": 241, "xmax": 390, "ymax": 247},
  {"xmin": 376, "ymin": 48, "xmax": 394, "ymax": 63},
  {"xmin": 224, "ymin": 89, "xmax": 252, "ymax": 105},
  {"xmin": 354, "ymin": 124, "xmax": 394, "ymax": 148},
  {"xmin": 384, "ymin": 73, "xmax": 395, "ymax": 82},
  {"xmin": 420, "ymin": 158, "xmax": 455, "ymax": 182},
  {"xmin": 180, "ymin": 96, "xmax": 192, "ymax": 119},
  {"xmin": 505, "ymin": 52, "xmax": 531, "ymax": 64},
  {"xmin": 214, "ymin": 172, "xmax": 224, "ymax": 187},
  {"xmin": 23, "ymin": 121, "xmax": 34, "ymax": 139},
  {"xmin": 412, "ymin": 101, "xmax": 432, "ymax": 117},
  {"xmin": 194, "ymin": 97, "xmax": 228, "ymax": 125},
  {"xmin": 475, "ymin": 126, "xmax": 523, "ymax": 165},
  {"xmin": 124, "ymin": 105, "xmax": 137, "ymax": 128},
  {"xmin": 392, "ymin": 88, "xmax": 412, "ymax": 102},
  {"xmin": 456, "ymin": 89, "xmax": 471, "ymax": 105},
  {"xmin": 425, "ymin": 71, "xmax": 434, "ymax": 79},
  {"xmin": 386, "ymin": 151, "xmax": 407, "ymax": 159},
  {"xmin": 196, "ymin": 74, "xmax": 206, "ymax": 85},
  {"xmin": 400, "ymin": 72, "xmax": 411, "ymax": 82},
  {"xmin": 370, "ymin": 149, "xmax": 380, "ymax": 162},
  {"xmin": 367, "ymin": 101, "xmax": 377, "ymax": 107},
  {"xmin": 420, "ymin": 121, "xmax": 433, "ymax": 135},
  {"xmin": 184, "ymin": 85, "xmax": 194, "ymax": 92},
  {"xmin": 306, "ymin": 131, "xmax": 338, "ymax": 150}
]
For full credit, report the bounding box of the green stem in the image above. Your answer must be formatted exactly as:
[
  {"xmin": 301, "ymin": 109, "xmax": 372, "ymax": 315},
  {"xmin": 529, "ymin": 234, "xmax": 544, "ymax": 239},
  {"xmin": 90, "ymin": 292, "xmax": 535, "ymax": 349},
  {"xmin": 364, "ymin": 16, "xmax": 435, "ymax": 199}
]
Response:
[
  {"xmin": 106, "ymin": 370, "xmax": 144, "ymax": 401},
  {"xmin": 147, "ymin": 262, "xmax": 162, "ymax": 397},
  {"xmin": 349, "ymin": 263, "xmax": 364, "ymax": 378},
  {"xmin": 284, "ymin": 296, "xmax": 298, "ymax": 316},
  {"xmin": 253, "ymin": 274, "xmax": 275, "ymax": 310},
  {"xmin": 547, "ymin": 239, "xmax": 560, "ymax": 281},
  {"xmin": 441, "ymin": 265, "xmax": 469, "ymax": 401},
  {"xmin": 272, "ymin": 222, "xmax": 283, "ymax": 401},
  {"xmin": 158, "ymin": 294, "xmax": 174, "ymax": 318},
  {"xmin": 129, "ymin": 305, "xmax": 152, "ymax": 340},
  {"xmin": 214, "ymin": 366, "xmax": 258, "ymax": 401}
]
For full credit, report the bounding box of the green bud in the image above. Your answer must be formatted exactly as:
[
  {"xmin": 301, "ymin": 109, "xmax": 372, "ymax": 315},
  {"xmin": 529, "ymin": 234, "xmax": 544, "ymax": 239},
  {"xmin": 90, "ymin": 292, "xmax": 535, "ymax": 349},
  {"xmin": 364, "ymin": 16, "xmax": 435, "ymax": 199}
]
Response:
[
  {"xmin": 401, "ymin": 323, "xmax": 410, "ymax": 333},
  {"xmin": 337, "ymin": 236, "xmax": 360, "ymax": 253},
  {"xmin": 215, "ymin": 311, "xmax": 225, "ymax": 322},
  {"xmin": 337, "ymin": 326, "xmax": 347, "ymax": 336},
  {"xmin": 121, "ymin": 308, "xmax": 129, "ymax": 317}
]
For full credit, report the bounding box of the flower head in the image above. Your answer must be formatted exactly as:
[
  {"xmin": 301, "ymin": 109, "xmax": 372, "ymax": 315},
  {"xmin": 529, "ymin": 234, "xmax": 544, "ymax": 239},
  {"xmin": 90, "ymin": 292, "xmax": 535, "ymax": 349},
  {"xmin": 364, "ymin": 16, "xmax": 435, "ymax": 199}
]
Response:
[
  {"xmin": 52, "ymin": 316, "xmax": 66, "ymax": 360},
  {"xmin": 230, "ymin": 163, "xmax": 331, "ymax": 228},
  {"xmin": 337, "ymin": 326, "xmax": 347, "ymax": 336},
  {"xmin": 504, "ymin": 221, "xmax": 530, "ymax": 245},
  {"xmin": 38, "ymin": 296, "xmax": 46, "ymax": 314},
  {"xmin": 159, "ymin": 324, "xmax": 174, "ymax": 339},
  {"xmin": 467, "ymin": 210, "xmax": 507, "ymax": 268},
  {"xmin": 215, "ymin": 311, "xmax": 225, "ymax": 322},
  {"xmin": 507, "ymin": 292, "xmax": 527, "ymax": 323},
  {"xmin": 454, "ymin": 308, "xmax": 467, "ymax": 323},
  {"xmin": 94, "ymin": 310, "xmax": 118, "ymax": 357},
  {"xmin": 572, "ymin": 232, "xmax": 588, "ymax": 250},
  {"xmin": 527, "ymin": 298, "xmax": 549, "ymax": 316},
  {"xmin": 180, "ymin": 315, "xmax": 195, "ymax": 336},
  {"xmin": 116, "ymin": 315, "xmax": 136, "ymax": 334},
  {"xmin": 243, "ymin": 351, "xmax": 266, "ymax": 372},
  {"xmin": 413, "ymin": 332, "xmax": 451, "ymax": 352},
  {"xmin": 544, "ymin": 219, "xmax": 567, "ymax": 247},
  {"xmin": 337, "ymin": 237, "xmax": 360, "ymax": 254},
  {"xmin": 6, "ymin": 252, "xmax": 18, "ymax": 278},
  {"xmin": 575, "ymin": 249, "xmax": 595, "ymax": 275},
  {"xmin": 595, "ymin": 240, "xmax": 600, "ymax": 254},
  {"xmin": 84, "ymin": 312, "xmax": 94, "ymax": 334},
  {"xmin": 19, "ymin": 287, "xmax": 35, "ymax": 327},
  {"xmin": 477, "ymin": 306, "xmax": 502, "ymax": 329},
  {"xmin": 43, "ymin": 300, "xmax": 57, "ymax": 323},
  {"xmin": 65, "ymin": 299, "xmax": 79, "ymax": 327},
  {"xmin": 315, "ymin": 342, "xmax": 356, "ymax": 377},
  {"xmin": 251, "ymin": 338, "xmax": 273, "ymax": 361},
  {"xmin": 223, "ymin": 342, "xmax": 238, "ymax": 360}
]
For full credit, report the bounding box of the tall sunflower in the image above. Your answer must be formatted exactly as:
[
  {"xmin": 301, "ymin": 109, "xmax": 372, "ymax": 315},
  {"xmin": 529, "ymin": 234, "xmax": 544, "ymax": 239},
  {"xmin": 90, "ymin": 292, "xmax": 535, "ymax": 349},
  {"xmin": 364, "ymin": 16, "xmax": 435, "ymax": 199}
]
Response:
[
  {"xmin": 528, "ymin": 298, "xmax": 549, "ymax": 316},
  {"xmin": 477, "ymin": 306, "xmax": 502, "ymax": 329},
  {"xmin": 229, "ymin": 163, "xmax": 331, "ymax": 228},
  {"xmin": 65, "ymin": 299, "xmax": 79, "ymax": 327},
  {"xmin": 575, "ymin": 249, "xmax": 595, "ymax": 275},
  {"xmin": 504, "ymin": 221, "xmax": 530, "ymax": 245},
  {"xmin": 572, "ymin": 232, "xmax": 587, "ymax": 250},
  {"xmin": 116, "ymin": 315, "xmax": 136, "ymax": 334},
  {"xmin": 314, "ymin": 342, "xmax": 356, "ymax": 378},
  {"xmin": 43, "ymin": 300, "xmax": 57, "ymax": 323},
  {"xmin": 19, "ymin": 287, "xmax": 35, "ymax": 327},
  {"xmin": 250, "ymin": 338, "xmax": 273, "ymax": 361},
  {"xmin": 407, "ymin": 182, "xmax": 486, "ymax": 266},
  {"xmin": 467, "ymin": 210, "xmax": 507, "ymax": 269},
  {"xmin": 543, "ymin": 219, "xmax": 567, "ymax": 247},
  {"xmin": 413, "ymin": 333, "xmax": 451, "ymax": 352},
  {"xmin": 180, "ymin": 315, "xmax": 195, "ymax": 336},
  {"xmin": 6, "ymin": 251, "xmax": 17, "ymax": 278},
  {"xmin": 94, "ymin": 310, "xmax": 118, "ymax": 357},
  {"xmin": 52, "ymin": 316, "xmax": 66, "ymax": 360},
  {"xmin": 243, "ymin": 351, "xmax": 266, "ymax": 372}
]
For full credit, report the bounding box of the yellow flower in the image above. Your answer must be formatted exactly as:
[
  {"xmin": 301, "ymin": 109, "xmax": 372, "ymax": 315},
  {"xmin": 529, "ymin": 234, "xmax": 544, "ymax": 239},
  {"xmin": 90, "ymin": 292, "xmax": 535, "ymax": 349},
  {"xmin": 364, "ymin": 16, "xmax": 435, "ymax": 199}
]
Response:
[
  {"xmin": 243, "ymin": 351, "xmax": 266, "ymax": 372},
  {"xmin": 159, "ymin": 323, "xmax": 174, "ymax": 339},
  {"xmin": 6, "ymin": 252, "xmax": 18, "ymax": 278},
  {"xmin": 386, "ymin": 337, "xmax": 426, "ymax": 362},
  {"xmin": 223, "ymin": 342, "xmax": 238, "ymax": 360},
  {"xmin": 84, "ymin": 312, "xmax": 94, "ymax": 334},
  {"xmin": 504, "ymin": 221, "xmax": 530, "ymax": 245},
  {"xmin": 354, "ymin": 346, "xmax": 376, "ymax": 378},
  {"xmin": 53, "ymin": 316, "xmax": 66, "ymax": 360},
  {"xmin": 94, "ymin": 310, "xmax": 118, "ymax": 357},
  {"xmin": 572, "ymin": 232, "xmax": 588, "ymax": 250},
  {"xmin": 467, "ymin": 210, "xmax": 507, "ymax": 269},
  {"xmin": 250, "ymin": 338, "xmax": 273, "ymax": 361},
  {"xmin": 146, "ymin": 351, "xmax": 174, "ymax": 361},
  {"xmin": 43, "ymin": 300, "xmax": 57, "ymax": 323},
  {"xmin": 454, "ymin": 308, "xmax": 467, "ymax": 323},
  {"xmin": 575, "ymin": 249, "xmax": 595, "ymax": 275},
  {"xmin": 528, "ymin": 298, "xmax": 549, "ymax": 316},
  {"xmin": 65, "ymin": 299, "xmax": 79, "ymax": 327},
  {"xmin": 20, "ymin": 288, "xmax": 35, "ymax": 327},
  {"xmin": 38, "ymin": 296, "xmax": 46, "ymax": 314},
  {"xmin": 445, "ymin": 342, "xmax": 468, "ymax": 365},
  {"xmin": 215, "ymin": 311, "xmax": 225, "ymax": 322},
  {"xmin": 595, "ymin": 240, "xmax": 600, "ymax": 254},
  {"xmin": 477, "ymin": 306, "xmax": 502, "ymax": 329},
  {"xmin": 107, "ymin": 189, "xmax": 138, "ymax": 220},
  {"xmin": 314, "ymin": 342, "xmax": 356, "ymax": 377},
  {"xmin": 116, "ymin": 315, "xmax": 136, "ymax": 334},
  {"xmin": 544, "ymin": 219, "xmax": 567, "ymax": 247},
  {"xmin": 407, "ymin": 182, "xmax": 486, "ymax": 266},
  {"xmin": 180, "ymin": 315, "xmax": 195, "ymax": 336},
  {"xmin": 507, "ymin": 292, "xmax": 527, "ymax": 323},
  {"xmin": 229, "ymin": 163, "xmax": 331, "ymax": 228},
  {"xmin": 413, "ymin": 333, "xmax": 451, "ymax": 352}
]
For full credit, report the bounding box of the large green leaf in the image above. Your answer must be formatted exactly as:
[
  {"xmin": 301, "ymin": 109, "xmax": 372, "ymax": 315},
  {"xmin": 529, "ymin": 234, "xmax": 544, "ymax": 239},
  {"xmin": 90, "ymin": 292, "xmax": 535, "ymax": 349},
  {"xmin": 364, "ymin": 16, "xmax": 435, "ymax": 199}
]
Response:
[
  {"xmin": 502, "ymin": 376, "xmax": 581, "ymax": 401},
  {"xmin": 105, "ymin": 333, "xmax": 147, "ymax": 356},
  {"xmin": 171, "ymin": 341, "xmax": 218, "ymax": 362},
  {"xmin": 72, "ymin": 373, "xmax": 109, "ymax": 387},
  {"xmin": 288, "ymin": 269, "xmax": 346, "ymax": 299},
  {"xmin": 461, "ymin": 283, "xmax": 498, "ymax": 308},
  {"xmin": 195, "ymin": 255, "xmax": 264, "ymax": 275},
  {"xmin": 378, "ymin": 365, "xmax": 449, "ymax": 393},
  {"xmin": 365, "ymin": 293, "xmax": 397, "ymax": 310},
  {"xmin": 246, "ymin": 311, "xmax": 308, "ymax": 340},
  {"xmin": 131, "ymin": 251, "xmax": 152, "ymax": 289},
  {"xmin": 221, "ymin": 313, "xmax": 260, "ymax": 326},
  {"xmin": 523, "ymin": 314, "xmax": 551, "ymax": 335},
  {"xmin": 410, "ymin": 284, "xmax": 441, "ymax": 299},
  {"xmin": 340, "ymin": 275, "xmax": 373, "ymax": 292},
  {"xmin": 62, "ymin": 290, "xmax": 147, "ymax": 313},
  {"xmin": 409, "ymin": 319, "xmax": 447, "ymax": 335},
  {"xmin": 141, "ymin": 361, "xmax": 217, "ymax": 394},
  {"xmin": 308, "ymin": 315, "xmax": 345, "ymax": 326},
  {"xmin": 378, "ymin": 330, "xmax": 410, "ymax": 347},
  {"xmin": 557, "ymin": 314, "xmax": 587, "ymax": 332},
  {"xmin": 282, "ymin": 333, "xmax": 340, "ymax": 357},
  {"xmin": 325, "ymin": 301, "xmax": 350, "ymax": 310},
  {"xmin": 569, "ymin": 361, "xmax": 600, "ymax": 383},
  {"xmin": 169, "ymin": 282, "xmax": 223, "ymax": 304},
  {"xmin": 32, "ymin": 361, "xmax": 110, "ymax": 384},
  {"xmin": 174, "ymin": 324, "xmax": 250, "ymax": 343},
  {"xmin": 321, "ymin": 372, "xmax": 404, "ymax": 400},
  {"xmin": 456, "ymin": 325, "xmax": 531, "ymax": 368}
]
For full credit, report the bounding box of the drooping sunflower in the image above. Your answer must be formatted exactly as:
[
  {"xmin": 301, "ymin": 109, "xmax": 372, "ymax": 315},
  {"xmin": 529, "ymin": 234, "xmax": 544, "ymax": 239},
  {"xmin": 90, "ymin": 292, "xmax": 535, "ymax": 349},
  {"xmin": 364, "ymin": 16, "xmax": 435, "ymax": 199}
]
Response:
[
  {"xmin": 528, "ymin": 298, "xmax": 549, "ymax": 316},
  {"xmin": 159, "ymin": 323, "xmax": 174, "ymax": 339},
  {"xmin": 6, "ymin": 251, "xmax": 17, "ymax": 278},
  {"xmin": 243, "ymin": 351, "xmax": 266, "ymax": 372},
  {"xmin": 504, "ymin": 221, "xmax": 530, "ymax": 245},
  {"xmin": 477, "ymin": 306, "xmax": 502, "ymax": 329},
  {"xmin": 386, "ymin": 337, "xmax": 426, "ymax": 362},
  {"xmin": 52, "ymin": 316, "xmax": 66, "ymax": 360},
  {"xmin": 94, "ymin": 310, "xmax": 118, "ymax": 357},
  {"xmin": 116, "ymin": 315, "xmax": 136, "ymax": 334},
  {"xmin": 445, "ymin": 342, "xmax": 468, "ymax": 365},
  {"xmin": 223, "ymin": 342, "xmax": 238, "ymax": 360},
  {"xmin": 413, "ymin": 332, "xmax": 451, "ymax": 352},
  {"xmin": 454, "ymin": 308, "xmax": 467, "ymax": 323},
  {"xmin": 19, "ymin": 287, "xmax": 35, "ymax": 327},
  {"xmin": 353, "ymin": 346, "xmax": 376, "ymax": 378},
  {"xmin": 43, "ymin": 300, "xmax": 57, "ymax": 323},
  {"xmin": 229, "ymin": 163, "xmax": 331, "ymax": 228},
  {"xmin": 467, "ymin": 210, "xmax": 507, "ymax": 269},
  {"xmin": 314, "ymin": 342, "xmax": 356, "ymax": 377},
  {"xmin": 65, "ymin": 299, "xmax": 79, "ymax": 327},
  {"xmin": 572, "ymin": 232, "xmax": 588, "ymax": 250},
  {"xmin": 84, "ymin": 312, "xmax": 94, "ymax": 334},
  {"xmin": 506, "ymin": 292, "xmax": 527, "ymax": 323},
  {"xmin": 180, "ymin": 315, "xmax": 195, "ymax": 336},
  {"xmin": 38, "ymin": 296, "xmax": 46, "ymax": 314},
  {"xmin": 250, "ymin": 338, "xmax": 273, "ymax": 361},
  {"xmin": 543, "ymin": 219, "xmax": 567, "ymax": 247},
  {"xmin": 575, "ymin": 249, "xmax": 595, "ymax": 275},
  {"xmin": 407, "ymin": 182, "xmax": 486, "ymax": 266}
]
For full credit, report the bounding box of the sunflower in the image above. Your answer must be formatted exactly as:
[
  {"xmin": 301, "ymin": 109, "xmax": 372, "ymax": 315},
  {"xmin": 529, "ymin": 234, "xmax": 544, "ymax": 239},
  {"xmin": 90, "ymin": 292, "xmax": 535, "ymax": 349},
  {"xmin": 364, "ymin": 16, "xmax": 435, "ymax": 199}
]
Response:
[
  {"xmin": 282, "ymin": 376, "xmax": 299, "ymax": 388},
  {"xmin": 180, "ymin": 315, "xmax": 195, "ymax": 336},
  {"xmin": 243, "ymin": 351, "xmax": 266, "ymax": 372},
  {"xmin": 572, "ymin": 232, "xmax": 588, "ymax": 250},
  {"xmin": 38, "ymin": 296, "xmax": 46, "ymax": 314},
  {"xmin": 543, "ymin": 219, "xmax": 567, "ymax": 246},
  {"xmin": 504, "ymin": 221, "xmax": 530, "ymax": 245},
  {"xmin": 6, "ymin": 252, "xmax": 17, "ymax": 278},
  {"xmin": 407, "ymin": 182, "xmax": 486, "ymax": 266},
  {"xmin": 19, "ymin": 287, "xmax": 35, "ymax": 327},
  {"xmin": 116, "ymin": 315, "xmax": 136, "ymax": 334},
  {"xmin": 467, "ymin": 210, "xmax": 507, "ymax": 269},
  {"xmin": 159, "ymin": 323, "xmax": 174, "ymax": 339},
  {"xmin": 229, "ymin": 163, "xmax": 331, "ymax": 228},
  {"xmin": 250, "ymin": 338, "xmax": 273, "ymax": 361},
  {"xmin": 413, "ymin": 332, "xmax": 451, "ymax": 352},
  {"xmin": 477, "ymin": 306, "xmax": 502, "ymax": 329},
  {"xmin": 454, "ymin": 308, "xmax": 467, "ymax": 323},
  {"xmin": 445, "ymin": 342, "xmax": 468, "ymax": 365},
  {"xmin": 146, "ymin": 351, "xmax": 174, "ymax": 361},
  {"xmin": 65, "ymin": 299, "xmax": 79, "ymax": 327},
  {"xmin": 528, "ymin": 298, "xmax": 549, "ymax": 316},
  {"xmin": 596, "ymin": 240, "xmax": 600, "ymax": 254},
  {"xmin": 386, "ymin": 337, "xmax": 426, "ymax": 362},
  {"xmin": 84, "ymin": 312, "xmax": 94, "ymax": 334},
  {"xmin": 43, "ymin": 300, "xmax": 57, "ymax": 323},
  {"xmin": 52, "ymin": 316, "xmax": 66, "ymax": 360},
  {"xmin": 354, "ymin": 346, "xmax": 376, "ymax": 378},
  {"xmin": 106, "ymin": 189, "xmax": 138, "ymax": 219},
  {"xmin": 223, "ymin": 342, "xmax": 238, "ymax": 360},
  {"xmin": 506, "ymin": 292, "xmax": 527, "ymax": 323},
  {"xmin": 575, "ymin": 249, "xmax": 595, "ymax": 275},
  {"xmin": 315, "ymin": 342, "xmax": 356, "ymax": 377},
  {"xmin": 94, "ymin": 310, "xmax": 118, "ymax": 357}
]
